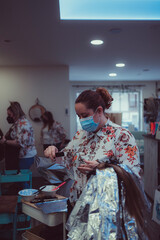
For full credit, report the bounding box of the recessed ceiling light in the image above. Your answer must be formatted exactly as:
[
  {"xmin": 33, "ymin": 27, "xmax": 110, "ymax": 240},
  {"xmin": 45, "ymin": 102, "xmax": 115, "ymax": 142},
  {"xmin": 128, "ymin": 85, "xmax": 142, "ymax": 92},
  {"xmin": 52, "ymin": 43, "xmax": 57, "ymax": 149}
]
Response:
[
  {"xmin": 109, "ymin": 73, "xmax": 117, "ymax": 77},
  {"xmin": 90, "ymin": 40, "xmax": 104, "ymax": 45},
  {"xmin": 116, "ymin": 63, "xmax": 125, "ymax": 67}
]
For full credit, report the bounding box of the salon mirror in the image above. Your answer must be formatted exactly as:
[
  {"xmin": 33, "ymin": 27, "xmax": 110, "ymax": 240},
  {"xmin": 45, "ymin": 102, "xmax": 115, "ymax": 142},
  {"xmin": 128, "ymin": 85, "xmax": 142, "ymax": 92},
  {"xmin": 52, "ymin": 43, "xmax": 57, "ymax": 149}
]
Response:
[{"xmin": 29, "ymin": 99, "xmax": 46, "ymax": 122}]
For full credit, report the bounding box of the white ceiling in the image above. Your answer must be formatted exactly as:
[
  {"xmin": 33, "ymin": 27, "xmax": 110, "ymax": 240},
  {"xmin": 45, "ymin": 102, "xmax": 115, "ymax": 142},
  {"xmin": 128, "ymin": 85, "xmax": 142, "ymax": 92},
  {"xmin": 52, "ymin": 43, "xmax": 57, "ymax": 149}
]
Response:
[{"xmin": 0, "ymin": 0, "xmax": 160, "ymax": 82}]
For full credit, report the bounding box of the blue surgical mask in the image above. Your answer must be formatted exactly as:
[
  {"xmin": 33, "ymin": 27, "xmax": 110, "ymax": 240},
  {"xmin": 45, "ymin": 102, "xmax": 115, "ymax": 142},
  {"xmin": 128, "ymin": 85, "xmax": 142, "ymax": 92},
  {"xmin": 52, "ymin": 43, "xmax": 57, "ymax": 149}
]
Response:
[{"xmin": 80, "ymin": 115, "xmax": 99, "ymax": 132}]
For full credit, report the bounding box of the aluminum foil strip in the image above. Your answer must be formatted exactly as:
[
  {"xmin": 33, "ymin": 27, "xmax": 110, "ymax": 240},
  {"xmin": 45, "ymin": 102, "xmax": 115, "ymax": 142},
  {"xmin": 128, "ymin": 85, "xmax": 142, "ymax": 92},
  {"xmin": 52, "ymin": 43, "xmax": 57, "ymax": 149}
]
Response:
[{"xmin": 66, "ymin": 165, "xmax": 148, "ymax": 240}]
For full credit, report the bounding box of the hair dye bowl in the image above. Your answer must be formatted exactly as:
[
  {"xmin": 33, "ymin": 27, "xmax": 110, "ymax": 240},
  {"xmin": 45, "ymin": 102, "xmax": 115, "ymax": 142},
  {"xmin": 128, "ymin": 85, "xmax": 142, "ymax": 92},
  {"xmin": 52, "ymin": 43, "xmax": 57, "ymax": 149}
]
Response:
[
  {"xmin": 40, "ymin": 185, "xmax": 59, "ymax": 197},
  {"xmin": 18, "ymin": 189, "xmax": 38, "ymax": 201}
]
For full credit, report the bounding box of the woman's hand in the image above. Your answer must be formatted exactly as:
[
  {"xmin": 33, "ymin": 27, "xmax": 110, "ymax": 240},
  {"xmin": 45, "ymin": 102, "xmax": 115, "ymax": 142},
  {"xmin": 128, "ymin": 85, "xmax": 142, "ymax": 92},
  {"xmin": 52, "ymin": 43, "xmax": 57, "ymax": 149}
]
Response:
[
  {"xmin": 44, "ymin": 146, "xmax": 58, "ymax": 161},
  {"xmin": 78, "ymin": 160, "xmax": 99, "ymax": 174}
]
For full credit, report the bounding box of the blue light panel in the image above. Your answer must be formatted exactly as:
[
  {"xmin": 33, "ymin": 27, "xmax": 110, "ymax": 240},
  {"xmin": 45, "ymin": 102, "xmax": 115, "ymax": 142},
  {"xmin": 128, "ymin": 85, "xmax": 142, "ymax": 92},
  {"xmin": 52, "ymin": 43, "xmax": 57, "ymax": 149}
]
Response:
[{"xmin": 59, "ymin": 0, "xmax": 160, "ymax": 20}]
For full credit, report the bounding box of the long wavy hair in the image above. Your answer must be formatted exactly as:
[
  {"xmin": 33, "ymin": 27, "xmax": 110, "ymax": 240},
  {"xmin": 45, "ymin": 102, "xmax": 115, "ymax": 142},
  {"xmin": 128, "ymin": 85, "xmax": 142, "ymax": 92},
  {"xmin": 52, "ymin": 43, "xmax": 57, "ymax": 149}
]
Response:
[
  {"xmin": 96, "ymin": 163, "xmax": 150, "ymax": 239},
  {"xmin": 42, "ymin": 111, "xmax": 55, "ymax": 130},
  {"xmin": 7, "ymin": 101, "xmax": 25, "ymax": 121}
]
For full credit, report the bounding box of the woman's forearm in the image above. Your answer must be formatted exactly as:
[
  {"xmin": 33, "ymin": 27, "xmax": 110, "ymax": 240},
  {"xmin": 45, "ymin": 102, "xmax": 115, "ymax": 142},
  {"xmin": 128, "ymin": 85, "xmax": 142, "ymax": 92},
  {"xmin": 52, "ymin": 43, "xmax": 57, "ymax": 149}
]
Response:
[{"xmin": 5, "ymin": 139, "xmax": 20, "ymax": 147}]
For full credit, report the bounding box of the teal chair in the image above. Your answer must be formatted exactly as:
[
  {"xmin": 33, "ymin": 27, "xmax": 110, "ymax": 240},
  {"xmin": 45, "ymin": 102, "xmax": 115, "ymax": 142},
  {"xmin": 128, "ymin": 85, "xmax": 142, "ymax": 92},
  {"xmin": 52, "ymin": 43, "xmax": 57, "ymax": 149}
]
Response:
[
  {"xmin": 0, "ymin": 169, "xmax": 32, "ymax": 195},
  {"xmin": 0, "ymin": 195, "xmax": 18, "ymax": 240},
  {"xmin": 0, "ymin": 170, "xmax": 32, "ymax": 239}
]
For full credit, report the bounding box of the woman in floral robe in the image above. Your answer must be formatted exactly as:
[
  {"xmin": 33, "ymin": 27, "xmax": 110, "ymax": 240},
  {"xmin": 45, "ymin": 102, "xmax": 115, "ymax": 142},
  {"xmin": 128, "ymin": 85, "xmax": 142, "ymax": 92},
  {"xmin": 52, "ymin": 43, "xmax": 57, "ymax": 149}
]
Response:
[{"xmin": 45, "ymin": 87, "xmax": 141, "ymax": 205}]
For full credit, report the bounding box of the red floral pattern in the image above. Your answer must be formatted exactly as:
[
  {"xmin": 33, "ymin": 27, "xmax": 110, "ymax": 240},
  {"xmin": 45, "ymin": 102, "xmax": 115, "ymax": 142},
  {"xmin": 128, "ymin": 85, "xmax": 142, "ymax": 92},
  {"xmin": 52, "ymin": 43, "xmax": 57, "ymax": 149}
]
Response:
[
  {"xmin": 42, "ymin": 121, "xmax": 66, "ymax": 145},
  {"xmin": 10, "ymin": 116, "xmax": 37, "ymax": 158},
  {"xmin": 62, "ymin": 119, "xmax": 141, "ymax": 203}
]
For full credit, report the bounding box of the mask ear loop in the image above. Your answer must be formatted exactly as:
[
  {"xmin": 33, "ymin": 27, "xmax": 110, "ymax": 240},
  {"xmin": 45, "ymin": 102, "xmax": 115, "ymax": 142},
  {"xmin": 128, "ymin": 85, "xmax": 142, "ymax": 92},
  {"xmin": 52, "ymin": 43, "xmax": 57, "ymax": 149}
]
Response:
[{"xmin": 93, "ymin": 106, "xmax": 101, "ymax": 123}]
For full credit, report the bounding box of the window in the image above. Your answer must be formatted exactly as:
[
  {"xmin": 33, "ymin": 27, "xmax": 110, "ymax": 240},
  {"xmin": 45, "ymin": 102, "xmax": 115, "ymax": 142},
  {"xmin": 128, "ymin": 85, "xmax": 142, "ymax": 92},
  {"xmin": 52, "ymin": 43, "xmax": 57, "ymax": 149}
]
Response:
[
  {"xmin": 74, "ymin": 87, "xmax": 142, "ymax": 132},
  {"xmin": 76, "ymin": 92, "xmax": 82, "ymax": 131},
  {"xmin": 109, "ymin": 91, "xmax": 140, "ymax": 131}
]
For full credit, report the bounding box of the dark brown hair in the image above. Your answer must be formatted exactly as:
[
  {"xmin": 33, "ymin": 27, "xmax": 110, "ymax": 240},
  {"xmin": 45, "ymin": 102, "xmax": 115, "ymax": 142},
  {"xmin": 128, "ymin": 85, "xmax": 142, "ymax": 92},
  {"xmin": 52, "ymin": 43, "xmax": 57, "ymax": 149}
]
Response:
[
  {"xmin": 42, "ymin": 111, "xmax": 55, "ymax": 129},
  {"xmin": 7, "ymin": 101, "xmax": 25, "ymax": 121},
  {"xmin": 75, "ymin": 87, "xmax": 113, "ymax": 112},
  {"xmin": 97, "ymin": 163, "xmax": 150, "ymax": 238}
]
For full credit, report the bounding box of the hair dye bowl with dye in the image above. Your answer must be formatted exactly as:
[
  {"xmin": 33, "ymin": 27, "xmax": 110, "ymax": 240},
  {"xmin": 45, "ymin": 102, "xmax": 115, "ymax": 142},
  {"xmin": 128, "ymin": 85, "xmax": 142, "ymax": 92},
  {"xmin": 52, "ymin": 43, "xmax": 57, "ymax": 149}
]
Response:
[
  {"xmin": 39, "ymin": 185, "xmax": 59, "ymax": 197},
  {"xmin": 18, "ymin": 189, "xmax": 38, "ymax": 201}
]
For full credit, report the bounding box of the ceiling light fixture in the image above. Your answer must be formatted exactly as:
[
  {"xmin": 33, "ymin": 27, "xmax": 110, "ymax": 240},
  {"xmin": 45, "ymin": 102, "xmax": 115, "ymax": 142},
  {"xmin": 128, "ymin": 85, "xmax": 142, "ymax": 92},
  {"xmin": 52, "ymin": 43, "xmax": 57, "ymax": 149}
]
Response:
[
  {"xmin": 116, "ymin": 63, "xmax": 125, "ymax": 67},
  {"xmin": 59, "ymin": 0, "xmax": 160, "ymax": 20},
  {"xmin": 90, "ymin": 40, "xmax": 104, "ymax": 45},
  {"xmin": 109, "ymin": 73, "xmax": 117, "ymax": 77}
]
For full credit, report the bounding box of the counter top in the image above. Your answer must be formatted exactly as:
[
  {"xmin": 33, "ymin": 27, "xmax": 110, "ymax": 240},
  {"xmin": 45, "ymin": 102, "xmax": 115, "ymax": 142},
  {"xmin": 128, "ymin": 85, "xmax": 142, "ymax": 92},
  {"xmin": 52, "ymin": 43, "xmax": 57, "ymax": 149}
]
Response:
[{"xmin": 143, "ymin": 134, "xmax": 160, "ymax": 142}]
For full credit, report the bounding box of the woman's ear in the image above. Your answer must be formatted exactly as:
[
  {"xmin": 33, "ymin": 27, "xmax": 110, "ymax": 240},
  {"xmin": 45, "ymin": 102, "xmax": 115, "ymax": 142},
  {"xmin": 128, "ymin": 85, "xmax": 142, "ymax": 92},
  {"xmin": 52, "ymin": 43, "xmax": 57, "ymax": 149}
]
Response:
[{"xmin": 97, "ymin": 106, "xmax": 103, "ymax": 114}]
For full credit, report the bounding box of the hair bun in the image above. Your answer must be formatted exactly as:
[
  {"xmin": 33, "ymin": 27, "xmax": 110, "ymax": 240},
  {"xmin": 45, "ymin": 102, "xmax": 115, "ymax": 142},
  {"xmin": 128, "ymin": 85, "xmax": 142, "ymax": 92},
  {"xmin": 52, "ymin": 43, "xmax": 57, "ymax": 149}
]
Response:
[{"xmin": 96, "ymin": 88, "xmax": 113, "ymax": 109}]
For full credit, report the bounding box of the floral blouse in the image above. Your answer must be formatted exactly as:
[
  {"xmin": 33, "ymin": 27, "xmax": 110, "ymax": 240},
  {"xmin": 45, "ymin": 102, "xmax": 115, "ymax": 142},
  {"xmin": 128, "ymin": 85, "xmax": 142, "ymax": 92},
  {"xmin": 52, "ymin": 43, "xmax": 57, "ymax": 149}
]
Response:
[
  {"xmin": 9, "ymin": 116, "xmax": 37, "ymax": 158},
  {"xmin": 61, "ymin": 119, "xmax": 141, "ymax": 204},
  {"xmin": 42, "ymin": 121, "xmax": 66, "ymax": 145}
]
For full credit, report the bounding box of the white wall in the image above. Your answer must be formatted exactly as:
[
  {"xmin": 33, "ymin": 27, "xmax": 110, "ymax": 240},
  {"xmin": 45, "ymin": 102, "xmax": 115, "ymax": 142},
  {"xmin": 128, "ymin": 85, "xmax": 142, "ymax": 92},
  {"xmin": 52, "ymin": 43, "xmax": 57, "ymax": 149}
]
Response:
[{"xmin": 0, "ymin": 66, "xmax": 70, "ymax": 156}]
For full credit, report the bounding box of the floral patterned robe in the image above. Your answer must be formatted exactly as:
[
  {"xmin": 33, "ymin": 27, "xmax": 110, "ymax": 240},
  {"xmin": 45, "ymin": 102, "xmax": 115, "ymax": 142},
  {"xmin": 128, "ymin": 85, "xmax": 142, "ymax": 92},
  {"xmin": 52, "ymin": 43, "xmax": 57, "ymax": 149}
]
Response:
[
  {"xmin": 61, "ymin": 119, "xmax": 141, "ymax": 203},
  {"xmin": 9, "ymin": 116, "xmax": 37, "ymax": 158}
]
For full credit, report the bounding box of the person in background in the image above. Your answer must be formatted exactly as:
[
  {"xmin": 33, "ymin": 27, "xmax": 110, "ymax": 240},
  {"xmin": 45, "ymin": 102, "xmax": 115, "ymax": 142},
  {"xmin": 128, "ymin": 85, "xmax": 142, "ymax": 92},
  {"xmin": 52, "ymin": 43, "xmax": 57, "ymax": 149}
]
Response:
[
  {"xmin": 0, "ymin": 128, "xmax": 4, "ymax": 162},
  {"xmin": 41, "ymin": 111, "xmax": 66, "ymax": 151},
  {"xmin": 1, "ymin": 101, "xmax": 37, "ymax": 171},
  {"xmin": 44, "ymin": 88, "xmax": 141, "ymax": 208},
  {"xmin": 0, "ymin": 128, "xmax": 3, "ymax": 139}
]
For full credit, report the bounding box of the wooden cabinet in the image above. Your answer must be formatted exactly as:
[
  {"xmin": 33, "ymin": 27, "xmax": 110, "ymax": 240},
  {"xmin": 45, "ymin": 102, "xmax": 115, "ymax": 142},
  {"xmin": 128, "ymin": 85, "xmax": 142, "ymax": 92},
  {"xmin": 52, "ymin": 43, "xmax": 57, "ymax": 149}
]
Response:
[{"xmin": 144, "ymin": 135, "xmax": 160, "ymax": 200}]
